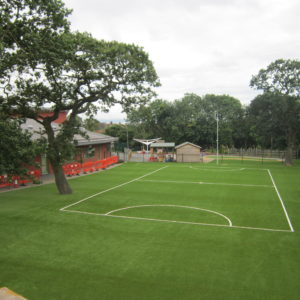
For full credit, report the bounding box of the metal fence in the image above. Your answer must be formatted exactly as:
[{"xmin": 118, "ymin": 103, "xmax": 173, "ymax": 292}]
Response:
[
  {"xmin": 113, "ymin": 148, "xmax": 297, "ymax": 163},
  {"xmin": 224, "ymin": 148, "xmax": 293, "ymax": 159},
  {"xmin": 112, "ymin": 152, "xmax": 207, "ymax": 163}
]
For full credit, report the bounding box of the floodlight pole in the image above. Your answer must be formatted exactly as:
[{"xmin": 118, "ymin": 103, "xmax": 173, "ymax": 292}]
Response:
[
  {"xmin": 216, "ymin": 111, "xmax": 219, "ymax": 165},
  {"xmin": 124, "ymin": 120, "xmax": 130, "ymax": 162},
  {"xmin": 126, "ymin": 123, "xmax": 129, "ymax": 149}
]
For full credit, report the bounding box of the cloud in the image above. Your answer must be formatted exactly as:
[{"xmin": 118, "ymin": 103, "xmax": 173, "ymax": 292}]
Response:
[{"xmin": 64, "ymin": 0, "xmax": 300, "ymax": 121}]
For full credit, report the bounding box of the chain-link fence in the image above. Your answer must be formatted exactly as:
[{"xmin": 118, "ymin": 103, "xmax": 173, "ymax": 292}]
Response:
[
  {"xmin": 224, "ymin": 148, "xmax": 296, "ymax": 159},
  {"xmin": 112, "ymin": 152, "xmax": 208, "ymax": 163},
  {"xmin": 113, "ymin": 148, "xmax": 297, "ymax": 164}
]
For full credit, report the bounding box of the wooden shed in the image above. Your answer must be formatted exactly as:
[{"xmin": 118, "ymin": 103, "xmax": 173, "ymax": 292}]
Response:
[{"xmin": 175, "ymin": 142, "xmax": 201, "ymax": 162}]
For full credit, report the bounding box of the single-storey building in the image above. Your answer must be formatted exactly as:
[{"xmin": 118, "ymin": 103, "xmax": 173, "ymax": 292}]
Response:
[
  {"xmin": 150, "ymin": 142, "xmax": 175, "ymax": 154},
  {"xmin": 21, "ymin": 112, "xmax": 118, "ymax": 174},
  {"xmin": 175, "ymin": 142, "xmax": 201, "ymax": 162},
  {"xmin": 149, "ymin": 142, "xmax": 175, "ymax": 162}
]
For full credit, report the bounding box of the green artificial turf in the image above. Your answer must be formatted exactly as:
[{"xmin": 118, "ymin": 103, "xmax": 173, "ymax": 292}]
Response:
[{"xmin": 0, "ymin": 160, "xmax": 300, "ymax": 300}]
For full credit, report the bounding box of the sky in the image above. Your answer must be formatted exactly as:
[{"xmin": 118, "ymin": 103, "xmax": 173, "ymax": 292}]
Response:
[{"xmin": 63, "ymin": 0, "xmax": 300, "ymax": 122}]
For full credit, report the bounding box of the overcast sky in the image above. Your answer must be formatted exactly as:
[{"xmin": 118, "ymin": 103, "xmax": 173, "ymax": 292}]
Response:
[{"xmin": 63, "ymin": 0, "xmax": 300, "ymax": 122}]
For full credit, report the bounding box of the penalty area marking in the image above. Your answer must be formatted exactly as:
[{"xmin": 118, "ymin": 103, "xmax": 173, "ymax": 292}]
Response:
[
  {"xmin": 188, "ymin": 166, "xmax": 269, "ymax": 171},
  {"xmin": 267, "ymin": 169, "xmax": 294, "ymax": 232},
  {"xmin": 60, "ymin": 166, "xmax": 169, "ymax": 211},
  {"xmin": 105, "ymin": 204, "xmax": 232, "ymax": 226},
  {"xmin": 61, "ymin": 208, "xmax": 292, "ymax": 233},
  {"xmin": 189, "ymin": 166, "xmax": 246, "ymax": 172},
  {"xmin": 59, "ymin": 165, "xmax": 294, "ymax": 233},
  {"xmin": 138, "ymin": 179, "xmax": 273, "ymax": 188}
]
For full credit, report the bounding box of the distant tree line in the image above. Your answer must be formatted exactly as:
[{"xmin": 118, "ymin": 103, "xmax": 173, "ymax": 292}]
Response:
[
  {"xmin": 0, "ymin": 0, "xmax": 299, "ymax": 198},
  {"xmin": 105, "ymin": 59, "xmax": 300, "ymax": 165}
]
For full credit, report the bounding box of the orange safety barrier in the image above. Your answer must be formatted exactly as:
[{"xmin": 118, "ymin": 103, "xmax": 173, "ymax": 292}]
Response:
[
  {"xmin": 62, "ymin": 156, "xmax": 119, "ymax": 177},
  {"xmin": 0, "ymin": 169, "xmax": 42, "ymax": 189},
  {"xmin": 0, "ymin": 175, "xmax": 10, "ymax": 188},
  {"xmin": 149, "ymin": 156, "xmax": 158, "ymax": 162},
  {"xmin": 63, "ymin": 163, "xmax": 82, "ymax": 176},
  {"xmin": 82, "ymin": 161, "xmax": 95, "ymax": 173},
  {"xmin": 94, "ymin": 160, "xmax": 104, "ymax": 171}
]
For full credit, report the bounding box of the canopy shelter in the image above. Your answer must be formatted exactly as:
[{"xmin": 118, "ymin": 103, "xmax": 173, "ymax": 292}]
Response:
[
  {"xmin": 150, "ymin": 142, "xmax": 175, "ymax": 152},
  {"xmin": 133, "ymin": 138, "xmax": 161, "ymax": 152},
  {"xmin": 150, "ymin": 142, "xmax": 175, "ymax": 162}
]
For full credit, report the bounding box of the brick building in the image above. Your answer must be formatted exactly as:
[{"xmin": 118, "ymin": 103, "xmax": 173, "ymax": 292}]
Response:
[{"xmin": 21, "ymin": 112, "xmax": 118, "ymax": 175}]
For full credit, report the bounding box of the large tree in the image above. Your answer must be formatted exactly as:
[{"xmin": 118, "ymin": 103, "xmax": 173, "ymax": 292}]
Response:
[
  {"xmin": 105, "ymin": 124, "xmax": 135, "ymax": 151},
  {"xmin": 0, "ymin": 1, "xmax": 160, "ymax": 194},
  {"xmin": 250, "ymin": 59, "xmax": 300, "ymax": 165},
  {"xmin": 250, "ymin": 59, "xmax": 300, "ymax": 97},
  {"xmin": 127, "ymin": 99, "xmax": 173, "ymax": 140},
  {"xmin": 83, "ymin": 117, "xmax": 101, "ymax": 132},
  {"xmin": 248, "ymin": 93, "xmax": 300, "ymax": 163}
]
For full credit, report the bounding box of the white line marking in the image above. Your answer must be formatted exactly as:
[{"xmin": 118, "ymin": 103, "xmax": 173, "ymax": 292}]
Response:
[
  {"xmin": 267, "ymin": 169, "xmax": 294, "ymax": 232},
  {"xmin": 188, "ymin": 166, "xmax": 268, "ymax": 171},
  {"xmin": 138, "ymin": 179, "xmax": 273, "ymax": 188},
  {"xmin": 189, "ymin": 166, "xmax": 245, "ymax": 172},
  {"xmin": 105, "ymin": 204, "xmax": 232, "ymax": 226},
  {"xmin": 62, "ymin": 209, "xmax": 292, "ymax": 233},
  {"xmin": 60, "ymin": 166, "xmax": 168, "ymax": 211}
]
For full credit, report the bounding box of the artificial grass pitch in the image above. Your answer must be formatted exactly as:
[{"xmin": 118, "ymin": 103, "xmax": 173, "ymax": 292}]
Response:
[{"xmin": 0, "ymin": 160, "xmax": 300, "ymax": 299}]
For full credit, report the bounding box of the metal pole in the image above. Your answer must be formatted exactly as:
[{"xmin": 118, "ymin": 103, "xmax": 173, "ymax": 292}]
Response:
[
  {"xmin": 216, "ymin": 112, "xmax": 219, "ymax": 165},
  {"xmin": 126, "ymin": 125, "xmax": 129, "ymax": 149}
]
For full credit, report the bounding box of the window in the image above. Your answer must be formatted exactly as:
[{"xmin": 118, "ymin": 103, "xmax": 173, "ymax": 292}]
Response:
[{"xmin": 84, "ymin": 146, "xmax": 95, "ymax": 158}]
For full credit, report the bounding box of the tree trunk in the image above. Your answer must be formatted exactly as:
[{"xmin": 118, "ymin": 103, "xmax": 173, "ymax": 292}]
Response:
[
  {"xmin": 43, "ymin": 120, "xmax": 73, "ymax": 194},
  {"xmin": 51, "ymin": 159, "xmax": 73, "ymax": 194}
]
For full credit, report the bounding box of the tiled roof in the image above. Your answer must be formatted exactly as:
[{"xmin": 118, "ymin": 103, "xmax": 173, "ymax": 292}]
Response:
[
  {"xmin": 175, "ymin": 142, "xmax": 201, "ymax": 149},
  {"xmin": 21, "ymin": 119, "xmax": 118, "ymax": 146}
]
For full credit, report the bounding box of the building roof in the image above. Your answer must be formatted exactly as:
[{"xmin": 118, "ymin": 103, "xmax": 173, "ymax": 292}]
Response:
[
  {"xmin": 175, "ymin": 142, "xmax": 201, "ymax": 149},
  {"xmin": 21, "ymin": 118, "xmax": 118, "ymax": 146},
  {"xmin": 150, "ymin": 142, "xmax": 175, "ymax": 148},
  {"xmin": 74, "ymin": 130, "xmax": 118, "ymax": 146}
]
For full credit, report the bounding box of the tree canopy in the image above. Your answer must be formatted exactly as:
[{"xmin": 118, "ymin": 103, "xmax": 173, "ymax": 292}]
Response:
[
  {"xmin": 127, "ymin": 93, "xmax": 244, "ymax": 149},
  {"xmin": 0, "ymin": 0, "xmax": 160, "ymax": 194},
  {"xmin": 105, "ymin": 124, "xmax": 135, "ymax": 151},
  {"xmin": 0, "ymin": 116, "xmax": 45, "ymax": 176},
  {"xmin": 250, "ymin": 59, "xmax": 300, "ymax": 165},
  {"xmin": 250, "ymin": 59, "xmax": 300, "ymax": 97}
]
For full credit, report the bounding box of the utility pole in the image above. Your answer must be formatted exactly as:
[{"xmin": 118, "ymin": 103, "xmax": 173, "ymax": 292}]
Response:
[
  {"xmin": 216, "ymin": 111, "xmax": 219, "ymax": 165},
  {"xmin": 126, "ymin": 124, "xmax": 129, "ymax": 149}
]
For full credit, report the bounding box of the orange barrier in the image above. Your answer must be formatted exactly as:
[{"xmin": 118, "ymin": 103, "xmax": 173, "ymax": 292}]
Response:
[
  {"xmin": 82, "ymin": 161, "xmax": 95, "ymax": 173},
  {"xmin": 62, "ymin": 156, "xmax": 119, "ymax": 176},
  {"xmin": 0, "ymin": 175, "xmax": 10, "ymax": 188},
  {"xmin": 0, "ymin": 169, "xmax": 42, "ymax": 189},
  {"xmin": 62, "ymin": 156, "xmax": 119, "ymax": 177},
  {"xmin": 63, "ymin": 163, "xmax": 81, "ymax": 176}
]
